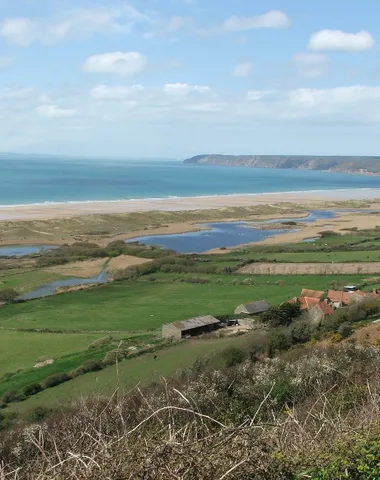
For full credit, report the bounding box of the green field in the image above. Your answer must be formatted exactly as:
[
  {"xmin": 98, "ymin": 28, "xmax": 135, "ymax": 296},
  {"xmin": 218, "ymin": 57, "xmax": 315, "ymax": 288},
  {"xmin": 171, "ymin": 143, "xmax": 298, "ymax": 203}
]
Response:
[
  {"xmin": 0, "ymin": 270, "xmax": 67, "ymax": 294},
  {"xmin": 7, "ymin": 333, "xmax": 259, "ymax": 415},
  {"xmin": 252, "ymin": 250, "xmax": 380, "ymax": 263},
  {"xmin": 0, "ymin": 331, "xmax": 126, "ymax": 373},
  {"xmin": 0, "ymin": 274, "xmax": 367, "ymax": 333}
]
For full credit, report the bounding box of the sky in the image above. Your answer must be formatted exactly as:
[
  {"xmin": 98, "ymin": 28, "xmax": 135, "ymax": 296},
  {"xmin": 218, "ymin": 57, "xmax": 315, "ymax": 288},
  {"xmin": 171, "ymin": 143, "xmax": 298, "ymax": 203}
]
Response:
[{"xmin": 0, "ymin": 0, "xmax": 379, "ymax": 158}]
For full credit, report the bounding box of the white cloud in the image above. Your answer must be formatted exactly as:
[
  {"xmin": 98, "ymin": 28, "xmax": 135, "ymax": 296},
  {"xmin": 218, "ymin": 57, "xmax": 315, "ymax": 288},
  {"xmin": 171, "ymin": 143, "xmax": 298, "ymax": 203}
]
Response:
[
  {"xmin": 222, "ymin": 11, "xmax": 289, "ymax": 32},
  {"xmin": 90, "ymin": 84, "xmax": 144, "ymax": 100},
  {"xmin": 36, "ymin": 104, "xmax": 77, "ymax": 118},
  {"xmin": 232, "ymin": 61, "xmax": 252, "ymax": 78},
  {"xmin": 163, "ymin": 83, "xmax": 211, "ymax": 95},
  {"xmin": 0, "ymin": 6, "xmax": 153, "ymax": 46},
  {"xmin": 292, "ymin": 53, "xmax": 330, "ymax": 78},
  {"xmin": 0, "ymin": 86, "xmax": 33, "ymax": 99},
  {"xmin": 308, "ymin": 30, "xmax": 375, "ymax": 52},
  {"xmin": 83, "ymin": 52, "xmax": 147, "ymax": 77},
  {"xmin": 244, "ymin": 85, "xmax": 380, "ymax": 123}
]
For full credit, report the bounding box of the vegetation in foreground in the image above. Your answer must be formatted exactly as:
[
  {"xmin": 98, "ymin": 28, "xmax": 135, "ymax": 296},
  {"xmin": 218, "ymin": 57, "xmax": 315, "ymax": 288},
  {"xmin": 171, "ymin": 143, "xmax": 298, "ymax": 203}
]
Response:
[{"xmin": 2, "ymin": 343, "xmax": 380, "ymax": 479}]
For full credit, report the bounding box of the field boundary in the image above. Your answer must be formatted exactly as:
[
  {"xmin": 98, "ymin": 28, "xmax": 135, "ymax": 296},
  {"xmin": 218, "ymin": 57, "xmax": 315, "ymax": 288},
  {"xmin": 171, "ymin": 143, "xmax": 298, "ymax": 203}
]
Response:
[{"xmin": 238, "ymin": 262, "xmax": 380, "ymax": 275}]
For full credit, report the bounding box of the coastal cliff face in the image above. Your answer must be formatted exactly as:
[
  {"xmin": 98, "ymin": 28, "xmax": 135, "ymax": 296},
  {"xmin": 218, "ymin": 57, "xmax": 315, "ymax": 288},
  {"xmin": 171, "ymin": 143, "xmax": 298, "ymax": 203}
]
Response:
[{"xmin": 184, "ymin": 155, "xmax": 380, "ymax": 175}]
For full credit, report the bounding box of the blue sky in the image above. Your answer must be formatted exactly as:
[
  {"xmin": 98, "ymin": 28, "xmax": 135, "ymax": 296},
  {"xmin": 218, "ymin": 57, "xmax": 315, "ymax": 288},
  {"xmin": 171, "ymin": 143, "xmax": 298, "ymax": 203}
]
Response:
[{"xmin": 0, "ymin": 0, "xmax": 379, "ymax": 158}]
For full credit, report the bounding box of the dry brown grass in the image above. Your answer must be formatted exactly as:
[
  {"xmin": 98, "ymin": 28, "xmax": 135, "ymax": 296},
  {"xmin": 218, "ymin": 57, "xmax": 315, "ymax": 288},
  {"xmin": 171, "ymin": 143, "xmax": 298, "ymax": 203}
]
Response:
[
  {"xmin": 1, "ymin": 344, "xmax": 380, "ymax": 479},
  {"xmin": 44, "ymin": 258, "xmax": 107, "ymax": 278},
  {"xmin": 107, "ymin": 255, "xmax": 152, "ymax": 273},
  {"xmin": 238, "ymin": 262, "xmax": 380, "ymax": 275}
]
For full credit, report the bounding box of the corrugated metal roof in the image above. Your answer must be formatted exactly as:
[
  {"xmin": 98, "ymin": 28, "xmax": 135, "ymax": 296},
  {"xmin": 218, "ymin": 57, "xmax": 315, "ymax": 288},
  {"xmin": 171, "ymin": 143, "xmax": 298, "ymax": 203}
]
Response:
[
  {"xmin": 172, "ymin": 315, "xmax": 220, "ymax": 332},
  {"xmin": 242, "ymin": 300, "xmax": 270, "ymax": 314}
]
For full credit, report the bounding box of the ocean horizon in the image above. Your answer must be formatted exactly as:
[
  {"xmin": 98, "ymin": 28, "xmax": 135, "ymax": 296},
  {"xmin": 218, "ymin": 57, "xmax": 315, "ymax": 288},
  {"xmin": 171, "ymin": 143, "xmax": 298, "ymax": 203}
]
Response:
[{"xmin": 2, "ymin": 155, "xmax": 380, "ymax": 207}]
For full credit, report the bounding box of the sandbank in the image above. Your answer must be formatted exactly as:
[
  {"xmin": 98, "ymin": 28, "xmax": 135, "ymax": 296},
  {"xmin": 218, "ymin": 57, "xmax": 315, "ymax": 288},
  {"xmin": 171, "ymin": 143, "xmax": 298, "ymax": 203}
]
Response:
[{"xmin": 1, "ymin": 189, "xmax": 380, "ymax": 221}]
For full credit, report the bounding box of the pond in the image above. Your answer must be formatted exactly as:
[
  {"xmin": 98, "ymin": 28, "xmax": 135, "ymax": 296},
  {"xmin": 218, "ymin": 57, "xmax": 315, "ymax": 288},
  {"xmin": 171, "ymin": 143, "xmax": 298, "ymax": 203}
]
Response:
[
  {"xmin": 0, "ymin": 245, "xmax": 58, "ymax": 257},
  {"xmin": 127, "ymin": 210, "xmax": 338, "ymax": 254}
]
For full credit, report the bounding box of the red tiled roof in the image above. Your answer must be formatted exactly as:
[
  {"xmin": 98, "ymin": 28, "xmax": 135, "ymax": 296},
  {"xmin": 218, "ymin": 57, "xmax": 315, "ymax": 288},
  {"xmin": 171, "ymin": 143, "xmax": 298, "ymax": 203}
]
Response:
[
  {"xmin": 316, "ymin": 301, "xmax": 334, "ymax": 316},
  {"xmin": 299, "ymin": 296, "xmax": 320, "ymax": 311},
  {"xmin": 300, "ymin": 289, "xmax": 325, "ymax": 299},
  {"xmin": 328, "ymin": 290, "xmax": 352, "ymax": 305}
]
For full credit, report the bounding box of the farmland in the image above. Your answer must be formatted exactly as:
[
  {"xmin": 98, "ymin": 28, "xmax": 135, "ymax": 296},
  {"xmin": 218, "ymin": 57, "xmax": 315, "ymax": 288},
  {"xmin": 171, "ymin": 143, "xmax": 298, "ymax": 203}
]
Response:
[{"xmin": 2, "ymin": 206, "xmax": 380, "ymax": 424}]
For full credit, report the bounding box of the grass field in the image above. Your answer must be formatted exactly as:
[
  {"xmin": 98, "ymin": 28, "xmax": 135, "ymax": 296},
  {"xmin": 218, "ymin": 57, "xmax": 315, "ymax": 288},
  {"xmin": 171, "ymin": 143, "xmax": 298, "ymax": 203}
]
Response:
[
  {"xmin": 252, "ymin": 250, "xmax": 380, "ymax": 263},
  {"xmin": 0, "ymin": 331, "xmax": 130, "ymax": 374},
  {"xmin": 0, "ymin": 270, "xmax": 67, "ymax": 294},
  {"xmin": 0, "ymin": 275, "xmax": 366, "ymax": 333},
  {"xmin": 7, "ymin": 333, "xmax": 259, "ymax": 415}
]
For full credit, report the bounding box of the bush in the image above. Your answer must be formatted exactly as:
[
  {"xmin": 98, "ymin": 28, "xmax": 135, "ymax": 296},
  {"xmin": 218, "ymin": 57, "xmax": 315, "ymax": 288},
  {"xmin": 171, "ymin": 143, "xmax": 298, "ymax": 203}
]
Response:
[
  {"xmin": 222, "ymin": 347, "xmax": 246, "ymax": 367},
  {"xmin": 305, "ymin": 435, "xmax": 380, "ymax": 479},
  {"xmin": 75, "ymin": 359, "xmax": 104, "ymax": 376},
  {"xmin": 44, "ymin": 372, "xmax": 72, "ymax": 389},
  {"xmin": 87, "ymin": 336, "xmax": 112, "ymax": 350},
  {"xmin": 103, "ymin": 350, "xmax": 126, "ymax": 366},
  {"xmin": 0, "ymin": 389, "xmax": 22, "ymax": 406},
  {"xmin": 0, "ymin": 288, "xmax": 18, "ymax": 303},
  {"xmin": 338, "ymin": 322, "xmax": 353, "ymax": 339},
  {"xmin": 268, "ymin": 331, "xmax": 293, "ymax": 357},
  {"xmin": 23, "ymin": 384, "xmax": 43, "ymax": 397},
  {"xmin": 27, "ymin": 406, "xmax": 52, "ymax": 423}
]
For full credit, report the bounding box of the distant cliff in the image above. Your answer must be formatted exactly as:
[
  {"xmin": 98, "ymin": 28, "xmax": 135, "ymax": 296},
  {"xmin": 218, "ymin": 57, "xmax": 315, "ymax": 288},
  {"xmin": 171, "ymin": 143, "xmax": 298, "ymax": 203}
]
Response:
[{"xmin": 184, "ymin": 155, "xmax": 380, "ymax": 175}]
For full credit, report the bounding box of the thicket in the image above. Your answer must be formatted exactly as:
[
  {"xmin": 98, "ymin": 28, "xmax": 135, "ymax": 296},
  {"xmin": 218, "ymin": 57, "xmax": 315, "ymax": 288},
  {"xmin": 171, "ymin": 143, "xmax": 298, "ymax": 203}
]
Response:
[{"xmin": 2, "ymin": 344, "xmax": 380, "ymax": 478}]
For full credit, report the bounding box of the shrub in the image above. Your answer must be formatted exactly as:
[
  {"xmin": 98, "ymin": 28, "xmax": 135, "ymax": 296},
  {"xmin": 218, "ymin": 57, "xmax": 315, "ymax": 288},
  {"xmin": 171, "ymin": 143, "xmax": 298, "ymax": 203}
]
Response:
[
  {"xmin": 268, "ymin": 331, "xmax": 293, "ymax": 357},
  {"xmin": 222, "ymin": 346, "xmax": 246, "ymax": 367},
  {"xmin": 87, "ymin": 336, "xmax": 112, "ymax": 350},
  {"xmin": 75, "ymin": 359, "xmax": 104, "ymax": 376},
  {"xmin": 103, "ymin": 350, "xmax": 126, "ymax": 366},
  {"xmin": 44, "ymin": 372, "xmax": 72, "ymax": 389},
  {"xmin": 27, "ymin": 406, "xmax": 52, "ymax": 423},
  {"xmin": 304, "ymin": 435, "xmax": 380, "ymax": 479},
  {"xmin": 0, "ymin": 389, "xmax": 22, "ymax": 406},
  {"xmin": 0, "ymin": 288, "xmax": 18, "ymax": 303},
  {"xmin": 23, "ymin": 384, "xmax": 43, "ymax": 397},
  {"xmin": 337, "ymin": 322, "xmax": 353, "ymax": 339}
]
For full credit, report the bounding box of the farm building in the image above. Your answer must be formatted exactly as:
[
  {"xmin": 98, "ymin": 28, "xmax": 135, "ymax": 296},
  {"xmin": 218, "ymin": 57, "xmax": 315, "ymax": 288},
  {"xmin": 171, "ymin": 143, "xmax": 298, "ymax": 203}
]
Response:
[
  {"xmin": 162, "ymin": 315, "xmax": 220, "ymax": 340},
  {"xmin": 307, "ymin": 301, "xmax": 334, "ymax": 325},
  {"xmin": 234, "ymin": 300, "xmax": 270, "ymax": 316},
  {"xmin": 300, "ymin": 289, "xmax": 325, "ymax": 299},
  {"xmin": 327, "ymin": 290, "xmax": 353, "ymax": 308}
]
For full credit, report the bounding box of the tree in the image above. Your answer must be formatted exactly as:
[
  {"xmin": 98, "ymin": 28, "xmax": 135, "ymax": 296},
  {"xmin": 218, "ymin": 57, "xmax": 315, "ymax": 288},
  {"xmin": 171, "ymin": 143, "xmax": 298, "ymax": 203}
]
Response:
[{"xmin": 262, "ymin": 303, "xmax": 302, "ymax": 328}]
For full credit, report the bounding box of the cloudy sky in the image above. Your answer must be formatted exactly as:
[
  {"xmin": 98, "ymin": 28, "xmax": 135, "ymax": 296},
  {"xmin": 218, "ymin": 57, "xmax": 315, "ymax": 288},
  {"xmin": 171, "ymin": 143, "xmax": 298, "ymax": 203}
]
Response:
[{"xmin": 0, "ymin": 0, "xmax": 379, "ymax": 158}]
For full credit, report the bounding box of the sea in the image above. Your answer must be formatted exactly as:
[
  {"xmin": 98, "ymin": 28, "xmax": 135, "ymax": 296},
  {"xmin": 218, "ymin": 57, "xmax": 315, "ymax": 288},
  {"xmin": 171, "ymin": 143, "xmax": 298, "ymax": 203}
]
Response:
[{"xmin": 1, "ymin": 155, "xmax": 380, "ymax": 206}]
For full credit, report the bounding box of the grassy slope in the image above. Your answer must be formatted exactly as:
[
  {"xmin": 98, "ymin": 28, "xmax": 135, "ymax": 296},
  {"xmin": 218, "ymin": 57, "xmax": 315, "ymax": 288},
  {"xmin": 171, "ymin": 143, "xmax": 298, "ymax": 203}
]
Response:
[
  {"xmin": 8, "ymin": 334, "xmax": 257, "ymax": 415},
  {"xmin": 0, "ymin": 331, "xmax": 127, "ymax": 373}
]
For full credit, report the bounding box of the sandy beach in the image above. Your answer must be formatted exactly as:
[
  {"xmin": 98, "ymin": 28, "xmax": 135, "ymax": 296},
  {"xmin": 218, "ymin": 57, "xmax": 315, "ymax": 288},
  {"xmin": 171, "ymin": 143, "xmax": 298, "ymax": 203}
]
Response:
[{"xmin": 1, "ymin": 189, "xmax": 380, "ymax": 221}]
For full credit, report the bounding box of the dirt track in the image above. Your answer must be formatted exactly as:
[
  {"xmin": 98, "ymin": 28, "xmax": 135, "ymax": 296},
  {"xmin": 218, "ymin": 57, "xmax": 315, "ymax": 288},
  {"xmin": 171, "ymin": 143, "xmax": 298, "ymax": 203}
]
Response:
[{"xmin": 238, "ymin": 262, "xmax": 380, "ymax": 275}]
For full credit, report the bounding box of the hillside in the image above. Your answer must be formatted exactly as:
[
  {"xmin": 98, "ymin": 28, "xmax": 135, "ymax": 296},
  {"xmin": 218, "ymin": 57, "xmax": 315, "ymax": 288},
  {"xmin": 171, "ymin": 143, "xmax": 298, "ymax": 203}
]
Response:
[{"xmin": 184, "ymin": 154, "xmax": 380, "ymax": 175}]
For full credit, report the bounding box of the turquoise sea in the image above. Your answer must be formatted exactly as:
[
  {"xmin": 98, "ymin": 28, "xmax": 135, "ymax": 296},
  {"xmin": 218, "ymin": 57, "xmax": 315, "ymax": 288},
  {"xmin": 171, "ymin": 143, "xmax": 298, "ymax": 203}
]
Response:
[{"xmin": 1, "ymin": 154, "xmax": 380, "ymax": 206}]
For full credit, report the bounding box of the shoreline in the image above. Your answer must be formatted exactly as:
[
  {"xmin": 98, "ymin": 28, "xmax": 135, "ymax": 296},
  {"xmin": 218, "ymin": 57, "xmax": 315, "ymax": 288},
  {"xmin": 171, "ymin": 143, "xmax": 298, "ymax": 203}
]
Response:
[{"xmin": 1, "ymin": 188, "xmax": 380, "ymax": 221}]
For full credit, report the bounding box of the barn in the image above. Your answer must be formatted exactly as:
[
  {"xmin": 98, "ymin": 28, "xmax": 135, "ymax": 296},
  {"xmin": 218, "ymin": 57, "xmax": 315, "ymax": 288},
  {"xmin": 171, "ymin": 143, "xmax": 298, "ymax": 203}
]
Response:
[
  {"xmin": 234, "ymin": 300, "xmax": 270, "ymax": 316},
  {"xmin": 162, "ymin": 315, "xmax": 220, "ymax": 340}
]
